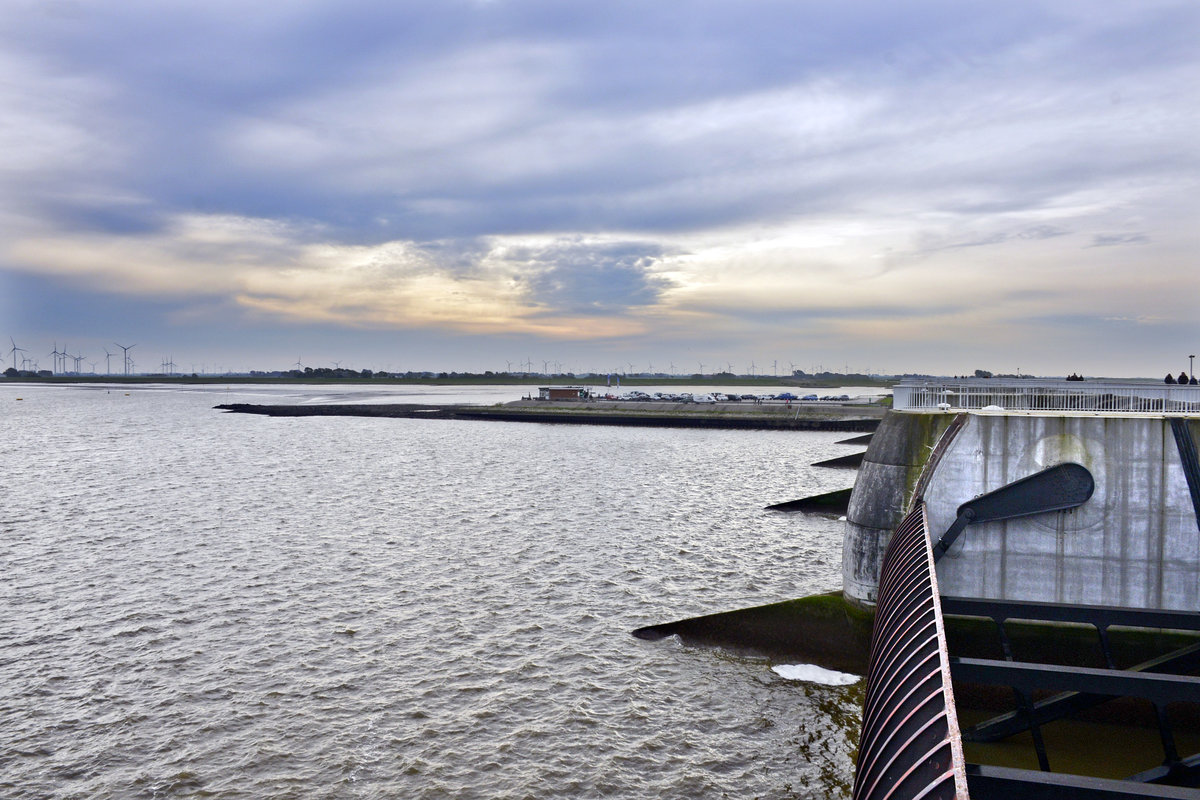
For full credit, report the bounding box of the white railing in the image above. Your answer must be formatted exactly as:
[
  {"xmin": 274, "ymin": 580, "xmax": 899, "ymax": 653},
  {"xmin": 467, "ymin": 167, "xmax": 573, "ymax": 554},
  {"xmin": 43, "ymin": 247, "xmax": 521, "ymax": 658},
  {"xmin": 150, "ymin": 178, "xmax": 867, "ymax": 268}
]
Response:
[{"xmin": 893, "ymin": 379, "xmax": 1200, "ymax": 414}]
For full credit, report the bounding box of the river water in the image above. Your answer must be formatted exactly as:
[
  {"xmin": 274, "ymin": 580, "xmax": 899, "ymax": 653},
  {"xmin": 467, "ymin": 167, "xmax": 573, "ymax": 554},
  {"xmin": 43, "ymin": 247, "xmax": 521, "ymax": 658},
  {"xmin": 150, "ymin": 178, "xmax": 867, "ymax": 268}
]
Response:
[{"xmin": 0, "ymin": 383, "xmax": 864, "ymax": 799}]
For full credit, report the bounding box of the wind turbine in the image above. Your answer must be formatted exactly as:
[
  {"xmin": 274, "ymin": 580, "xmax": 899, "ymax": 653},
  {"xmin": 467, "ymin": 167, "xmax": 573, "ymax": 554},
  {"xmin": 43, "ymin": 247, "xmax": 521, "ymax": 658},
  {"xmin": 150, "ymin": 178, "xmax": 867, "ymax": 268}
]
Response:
[
  {"xmin": 103, "ymin": 347, "xmax": 114, "ymax": 375},
  {"xmin": 8, "ymin": 337, "xmax": 26, "ymax": 371},
  {"xmin": 115, "ymin": 343, "xmax": 136, "ymax": 376}
]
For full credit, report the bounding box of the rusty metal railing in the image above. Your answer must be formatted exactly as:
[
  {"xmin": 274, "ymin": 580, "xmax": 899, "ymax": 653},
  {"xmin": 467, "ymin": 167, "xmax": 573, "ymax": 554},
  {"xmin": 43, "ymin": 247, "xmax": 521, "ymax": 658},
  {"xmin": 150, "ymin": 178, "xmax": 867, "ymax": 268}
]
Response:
[{"xmin": 853, "ymin": 501, "xmax": 968, "ymax": 800}]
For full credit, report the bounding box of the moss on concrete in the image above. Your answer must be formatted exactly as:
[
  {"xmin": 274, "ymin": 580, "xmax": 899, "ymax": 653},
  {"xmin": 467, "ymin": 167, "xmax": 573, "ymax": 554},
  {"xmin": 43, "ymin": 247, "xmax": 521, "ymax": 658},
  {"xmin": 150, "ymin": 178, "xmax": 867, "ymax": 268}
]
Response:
[{"xmin": 633, "ymin": 591, "xmax": 876, "ymax": 674}]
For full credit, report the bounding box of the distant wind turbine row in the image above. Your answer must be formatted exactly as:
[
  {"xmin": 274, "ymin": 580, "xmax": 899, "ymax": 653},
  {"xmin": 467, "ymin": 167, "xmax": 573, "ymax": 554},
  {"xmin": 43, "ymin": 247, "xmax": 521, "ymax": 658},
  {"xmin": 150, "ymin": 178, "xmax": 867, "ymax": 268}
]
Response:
[{"xmin": 3, "ymin": 337, "xmax": 145, "ymax": 376}]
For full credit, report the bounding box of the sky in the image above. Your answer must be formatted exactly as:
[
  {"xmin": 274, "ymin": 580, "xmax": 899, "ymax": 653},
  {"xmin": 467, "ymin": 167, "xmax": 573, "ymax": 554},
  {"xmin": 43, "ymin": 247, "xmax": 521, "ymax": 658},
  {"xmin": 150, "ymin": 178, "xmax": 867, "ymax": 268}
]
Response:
[{"xmin": 2, "ymin": 0, "xmax": 1198, "ymax": 378}]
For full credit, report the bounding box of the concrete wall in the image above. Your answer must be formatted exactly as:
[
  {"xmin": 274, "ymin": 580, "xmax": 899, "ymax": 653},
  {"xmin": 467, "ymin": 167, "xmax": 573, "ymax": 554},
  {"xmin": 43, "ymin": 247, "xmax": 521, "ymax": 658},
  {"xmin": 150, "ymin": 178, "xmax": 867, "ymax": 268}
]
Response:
[
  {"xmin": 926, "ymin": 414, "xmax": 1200, "ymax": 611},
  {"xmin": 842, "ymin": 411, "xmax": 958, "ymax": 605},
  {"xmin": 843, "ymin": 410, "xmax": 1200, "ymax": 611}
]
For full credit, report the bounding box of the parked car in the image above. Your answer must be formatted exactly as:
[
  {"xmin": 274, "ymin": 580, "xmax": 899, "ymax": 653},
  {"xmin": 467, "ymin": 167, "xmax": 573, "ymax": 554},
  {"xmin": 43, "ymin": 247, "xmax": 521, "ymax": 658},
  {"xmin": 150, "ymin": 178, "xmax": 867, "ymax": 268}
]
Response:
[
  {"xmin": 694, "ymin": 394, "xmax": 716, "ymax": 404},
  {"xmin": 802, "ymin": 394, "xmax": 818, "ymax": 401}
]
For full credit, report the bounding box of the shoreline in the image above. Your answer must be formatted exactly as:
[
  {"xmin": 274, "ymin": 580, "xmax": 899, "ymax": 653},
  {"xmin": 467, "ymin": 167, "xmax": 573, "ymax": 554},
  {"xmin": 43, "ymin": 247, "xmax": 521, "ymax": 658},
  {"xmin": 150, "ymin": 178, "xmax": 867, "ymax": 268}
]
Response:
[{"xmin": 3, "ymin": 374, "xmax": 896, "ymax": 388}]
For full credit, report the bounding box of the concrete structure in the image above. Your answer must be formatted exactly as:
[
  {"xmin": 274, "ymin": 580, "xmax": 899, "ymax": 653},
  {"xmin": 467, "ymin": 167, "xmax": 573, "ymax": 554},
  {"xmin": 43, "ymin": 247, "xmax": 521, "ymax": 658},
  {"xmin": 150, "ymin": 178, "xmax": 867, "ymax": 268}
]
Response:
[
  {"xmin": 538, "ymin": 386, "xmax": 589, "ymax": 401},
  {"xmin": 843, "ymin": 379, "xmax": 1200, "ymax": 610}
]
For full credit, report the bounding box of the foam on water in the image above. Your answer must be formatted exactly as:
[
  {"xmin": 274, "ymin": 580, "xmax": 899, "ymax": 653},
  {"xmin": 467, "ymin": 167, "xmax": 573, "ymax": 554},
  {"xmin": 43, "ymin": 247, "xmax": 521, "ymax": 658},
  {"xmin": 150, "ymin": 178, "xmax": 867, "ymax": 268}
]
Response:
[{"xmin": 772, "ymin": 664, "xmax": 861, "ymax": 686}]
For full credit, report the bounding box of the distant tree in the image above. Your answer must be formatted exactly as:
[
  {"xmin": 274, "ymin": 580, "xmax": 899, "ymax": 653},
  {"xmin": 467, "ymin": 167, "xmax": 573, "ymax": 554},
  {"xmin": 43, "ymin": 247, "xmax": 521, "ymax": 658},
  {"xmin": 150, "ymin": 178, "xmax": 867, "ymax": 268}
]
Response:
[
  {"xmin": 974, "ymin": 369, "xmax": 993, "ymax": 378},
  {"xmin": 3, "ymin": 367, "xmax": 16, "ymax": 378}
]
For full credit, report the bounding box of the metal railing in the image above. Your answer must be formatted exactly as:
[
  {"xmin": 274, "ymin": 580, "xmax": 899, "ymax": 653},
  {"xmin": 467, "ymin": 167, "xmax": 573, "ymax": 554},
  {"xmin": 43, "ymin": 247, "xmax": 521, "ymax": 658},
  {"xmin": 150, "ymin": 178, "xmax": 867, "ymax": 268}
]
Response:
[
  {"xmin": 893, "ymin": 380, "xmax": 1200, "ymax": 414},
  {"xmin": 853, "ymin": 502, "xmax": 968, "ymax": 800}
]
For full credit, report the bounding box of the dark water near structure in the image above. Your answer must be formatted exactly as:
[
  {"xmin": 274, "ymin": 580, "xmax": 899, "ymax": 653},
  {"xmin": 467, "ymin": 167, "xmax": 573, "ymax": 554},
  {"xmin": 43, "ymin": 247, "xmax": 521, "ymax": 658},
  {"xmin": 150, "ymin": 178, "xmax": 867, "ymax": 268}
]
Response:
[{"xmin": 0, "ymin": 383, "xmax": 863, "ymax": 799}]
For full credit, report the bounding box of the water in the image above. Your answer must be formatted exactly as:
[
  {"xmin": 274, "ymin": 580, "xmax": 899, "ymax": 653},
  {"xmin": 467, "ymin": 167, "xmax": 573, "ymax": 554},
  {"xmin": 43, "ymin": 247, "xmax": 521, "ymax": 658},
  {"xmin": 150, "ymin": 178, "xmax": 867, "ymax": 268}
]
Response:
[{"xmin": 0, "ymin": 383, "xmax": 864, "ymax": 798}]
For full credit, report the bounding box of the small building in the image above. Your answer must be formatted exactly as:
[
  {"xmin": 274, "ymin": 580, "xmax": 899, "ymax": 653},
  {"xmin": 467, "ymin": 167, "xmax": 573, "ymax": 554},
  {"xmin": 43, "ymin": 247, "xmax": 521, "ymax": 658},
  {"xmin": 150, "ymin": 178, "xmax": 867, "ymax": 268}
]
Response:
[{"xmin": 538, "ymin": 386, "xmax": 589, "ymax": 401}]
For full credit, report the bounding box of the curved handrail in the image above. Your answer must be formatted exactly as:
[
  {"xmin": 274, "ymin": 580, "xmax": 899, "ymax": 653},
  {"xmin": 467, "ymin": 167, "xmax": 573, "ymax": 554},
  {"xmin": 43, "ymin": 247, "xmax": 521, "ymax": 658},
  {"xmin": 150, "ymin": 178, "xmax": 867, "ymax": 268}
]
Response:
[{"xmin": 853, "ymin": 502, "xmax": 968, "ymax": 800}]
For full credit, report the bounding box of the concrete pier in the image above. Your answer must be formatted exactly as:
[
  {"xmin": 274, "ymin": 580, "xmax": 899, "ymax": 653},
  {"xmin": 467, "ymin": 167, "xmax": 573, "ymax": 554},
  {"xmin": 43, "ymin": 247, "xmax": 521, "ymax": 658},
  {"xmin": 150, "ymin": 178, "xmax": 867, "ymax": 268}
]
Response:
[{"xmin": 216, "ymin": 398, "xmax": 885, "ymax": 431}]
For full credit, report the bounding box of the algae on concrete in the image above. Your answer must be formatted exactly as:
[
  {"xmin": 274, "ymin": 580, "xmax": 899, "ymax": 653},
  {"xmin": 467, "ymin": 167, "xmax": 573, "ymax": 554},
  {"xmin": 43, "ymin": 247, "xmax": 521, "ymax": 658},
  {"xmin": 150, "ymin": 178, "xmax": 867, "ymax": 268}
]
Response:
[{"xmin": 632, "ymin": 590, "xmax": 875, "ymax": 675}]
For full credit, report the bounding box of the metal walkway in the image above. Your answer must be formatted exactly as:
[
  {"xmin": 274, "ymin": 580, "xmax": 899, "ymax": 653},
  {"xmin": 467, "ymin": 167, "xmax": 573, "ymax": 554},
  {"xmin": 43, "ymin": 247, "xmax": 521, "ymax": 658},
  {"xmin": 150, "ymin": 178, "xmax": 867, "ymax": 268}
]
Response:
[{"xmin": 853, "ymin": 502, "xmax": 1200, "ymax": 799}]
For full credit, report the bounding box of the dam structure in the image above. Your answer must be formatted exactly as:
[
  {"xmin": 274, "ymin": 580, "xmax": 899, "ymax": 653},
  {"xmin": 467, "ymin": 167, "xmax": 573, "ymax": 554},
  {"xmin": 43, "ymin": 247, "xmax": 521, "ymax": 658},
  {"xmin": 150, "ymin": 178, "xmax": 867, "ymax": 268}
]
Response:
[
  {"xmin": 629, "ymin": 378, "xmax": 1200, "ymax": 794},
  {"xmin": 844, "ymin": 379, "xmax": 1200, "ymax": 610},
  {"xmin": 846, "ymin": 379, "xmax": 1200, "ymax": 798}
]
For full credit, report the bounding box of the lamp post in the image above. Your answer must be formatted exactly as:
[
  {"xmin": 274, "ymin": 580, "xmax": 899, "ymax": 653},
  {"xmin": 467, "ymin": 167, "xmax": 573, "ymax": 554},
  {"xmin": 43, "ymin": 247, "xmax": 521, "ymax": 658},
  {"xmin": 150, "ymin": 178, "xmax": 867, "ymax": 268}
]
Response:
[{"xmin": 1190, "ymin": 354, "xmax": 1195, "ymax": 381}]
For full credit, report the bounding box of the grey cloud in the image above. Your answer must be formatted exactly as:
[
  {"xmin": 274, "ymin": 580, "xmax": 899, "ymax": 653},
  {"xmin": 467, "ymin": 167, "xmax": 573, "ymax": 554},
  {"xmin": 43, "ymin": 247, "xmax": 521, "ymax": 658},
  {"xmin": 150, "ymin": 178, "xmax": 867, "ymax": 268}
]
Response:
[
  {"xmin": 10, "ymin": 0, "xmax": 1195, "ymax": 246},
  {"xmin": 1018, "ymin": 225, "xmax": 1069, "ymax": 240},
  {"xmin": 511, "ymin": 242, "xmax": 674, "ymax": 315},
  {"xmin": 905, "ymin": 224, "xmax": 1071, "ymax": 259},
  {"xmin": 1088, "ymin": 233, "xmax": 1150, "ymax": 248}
]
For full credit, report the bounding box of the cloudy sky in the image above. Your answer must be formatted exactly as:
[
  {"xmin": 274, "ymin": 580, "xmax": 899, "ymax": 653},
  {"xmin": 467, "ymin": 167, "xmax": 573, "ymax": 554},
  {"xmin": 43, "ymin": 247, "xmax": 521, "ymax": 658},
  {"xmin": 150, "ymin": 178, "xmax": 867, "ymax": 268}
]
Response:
[{"xmin": 2, "ymin": 0, "xmax": 1197, "ymax": 377}]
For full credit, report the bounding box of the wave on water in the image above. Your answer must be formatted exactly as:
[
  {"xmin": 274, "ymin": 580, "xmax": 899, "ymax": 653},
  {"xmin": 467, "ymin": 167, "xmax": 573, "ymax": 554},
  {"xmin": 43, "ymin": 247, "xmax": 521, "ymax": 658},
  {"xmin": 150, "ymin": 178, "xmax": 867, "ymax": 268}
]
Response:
[{"xmin": 0, "ymin": 383, "xmax": 862, "ymax": 798}]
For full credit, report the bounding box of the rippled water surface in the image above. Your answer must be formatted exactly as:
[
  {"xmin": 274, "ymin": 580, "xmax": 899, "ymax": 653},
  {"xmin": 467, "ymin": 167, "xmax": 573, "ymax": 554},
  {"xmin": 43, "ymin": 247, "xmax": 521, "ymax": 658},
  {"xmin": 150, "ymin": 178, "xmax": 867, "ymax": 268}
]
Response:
[{"xmin": 1, "ymin": 383, "xmax": 863, "ymax": 799}]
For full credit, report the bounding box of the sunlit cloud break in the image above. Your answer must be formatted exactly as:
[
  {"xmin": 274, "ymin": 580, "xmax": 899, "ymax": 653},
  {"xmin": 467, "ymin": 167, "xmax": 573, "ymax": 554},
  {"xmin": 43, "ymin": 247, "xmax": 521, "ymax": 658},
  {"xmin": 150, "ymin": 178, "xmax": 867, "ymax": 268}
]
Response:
[{"xmin": 9, "ymin": 214, "xmax": 680, "ymax": 339}]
